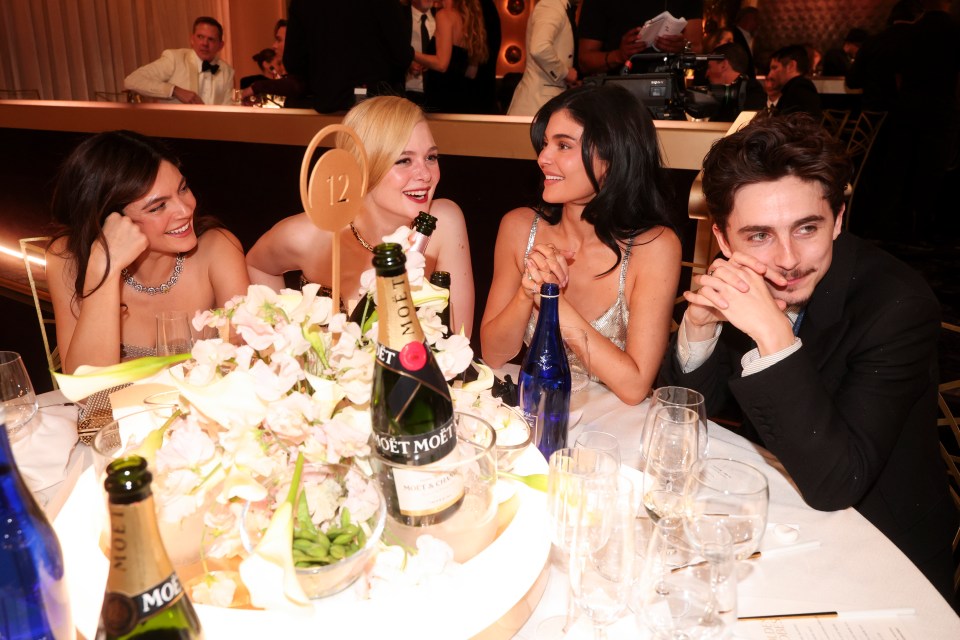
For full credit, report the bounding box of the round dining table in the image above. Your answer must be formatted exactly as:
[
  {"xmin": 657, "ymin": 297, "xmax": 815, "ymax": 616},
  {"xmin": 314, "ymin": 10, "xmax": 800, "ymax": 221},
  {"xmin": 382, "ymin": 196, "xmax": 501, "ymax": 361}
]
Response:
[{"xmin": 17, "ymin": 374, "xmax": 960, "ymax": 639}]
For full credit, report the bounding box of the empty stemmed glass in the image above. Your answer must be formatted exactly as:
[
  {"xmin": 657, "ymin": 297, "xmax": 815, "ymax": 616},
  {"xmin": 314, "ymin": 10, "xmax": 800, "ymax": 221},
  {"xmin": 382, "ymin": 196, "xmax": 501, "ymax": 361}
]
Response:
[
  {"xmin": 641, "ymin": 387, "xmax": 709, "ymax": 468},
  {"xmin": 538, "ymin": 447, "xmax": 619, "ymax": 639},
  {"xmin": 569, "ymin": 475, "xmax": 636, "ymax": 640},
  {"xmin": 0, "ymin": 351, "xmax": 39, "ymax": 440},
  {"xmin": 642, "ymin": 406, "xmax": 700, "ymax": 522}
]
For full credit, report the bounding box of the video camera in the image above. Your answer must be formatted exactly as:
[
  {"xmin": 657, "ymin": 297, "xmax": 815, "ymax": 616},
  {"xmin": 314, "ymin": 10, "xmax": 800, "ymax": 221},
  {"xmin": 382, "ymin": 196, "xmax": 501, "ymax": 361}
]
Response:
[{"xmin": 590, "ymin": 52, "xmax": 747, "ymax": 121}]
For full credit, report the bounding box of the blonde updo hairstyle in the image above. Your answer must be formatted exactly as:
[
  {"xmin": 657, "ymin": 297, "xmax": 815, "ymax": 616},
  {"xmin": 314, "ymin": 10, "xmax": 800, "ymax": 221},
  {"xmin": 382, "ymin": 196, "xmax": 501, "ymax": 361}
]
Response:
[{"xmin": 337, "ymin": 96, "xmax": 427, "ymax": 190}]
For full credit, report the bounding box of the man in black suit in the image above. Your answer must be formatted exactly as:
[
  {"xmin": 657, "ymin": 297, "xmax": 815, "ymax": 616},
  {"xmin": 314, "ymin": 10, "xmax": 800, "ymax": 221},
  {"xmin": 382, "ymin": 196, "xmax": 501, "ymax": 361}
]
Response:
[
  {"xmin": 731, "ymin": 6, "xmax": 758, "ymax": 78},
  {"xmin": 402, "ymin": 0, "xmax": 436, "ymax": 106},
  {"xmin": 284, "ymin": 0, "xmax": 413, "ymax": 113},
  {"xmin": 660, "ymin": 114, "xmax": 957, "ymax": 607},
  {"xmin": 766, "ymin": 45, "xmax": 821, "ymax": 118}
]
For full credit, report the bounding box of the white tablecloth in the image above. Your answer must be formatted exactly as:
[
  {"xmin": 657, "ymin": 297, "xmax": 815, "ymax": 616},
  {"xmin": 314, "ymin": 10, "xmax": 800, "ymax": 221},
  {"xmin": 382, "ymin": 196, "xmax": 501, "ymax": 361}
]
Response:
[
  {"xmin": 17, "ymin": 381, "xmax": 960, "ymax": 639},
  {"xmin": 512, "ymin": 376, "xmax": 960, "ymax": 639}
]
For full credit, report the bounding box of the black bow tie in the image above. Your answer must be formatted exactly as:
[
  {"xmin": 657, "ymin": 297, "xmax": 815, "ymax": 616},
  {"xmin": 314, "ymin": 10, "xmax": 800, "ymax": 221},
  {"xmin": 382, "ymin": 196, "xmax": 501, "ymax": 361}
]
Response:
[{"xmin": 201, "ymin": 60, "xmax": 219, "ymax": 75}]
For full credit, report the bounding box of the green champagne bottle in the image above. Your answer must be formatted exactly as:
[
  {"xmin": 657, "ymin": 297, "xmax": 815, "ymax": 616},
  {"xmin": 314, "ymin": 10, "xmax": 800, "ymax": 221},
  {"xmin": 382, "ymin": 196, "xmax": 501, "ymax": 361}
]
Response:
[
  {"xmin": 96, "ymin": 456, "xmax": 202, "ymax": 640},
  {"xmin": 348, "ymin": 211, "xmax": 437, "ymax": 329},
  {"xmin": 428, "ymin": 270, "xmax": 452, "ymax": 338},
  {"xmin": 370, "ymin": 243, "xmax": 462, "ymax": 526}
]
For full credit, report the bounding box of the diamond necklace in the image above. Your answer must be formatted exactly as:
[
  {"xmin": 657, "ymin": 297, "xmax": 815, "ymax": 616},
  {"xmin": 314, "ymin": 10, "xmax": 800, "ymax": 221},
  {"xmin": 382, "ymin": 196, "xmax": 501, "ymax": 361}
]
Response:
[
  {"xmin": 349, "ymin": 222, "xmax": 376, "ymax": 253},
  {"xmin": 121, "ymin": 253, "xmax": 184, "ymax": 295}
]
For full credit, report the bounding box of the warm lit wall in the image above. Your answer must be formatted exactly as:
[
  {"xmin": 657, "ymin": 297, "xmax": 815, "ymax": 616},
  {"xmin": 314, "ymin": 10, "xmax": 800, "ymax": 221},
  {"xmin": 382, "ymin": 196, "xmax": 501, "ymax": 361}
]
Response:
[
  {"xmin": 228, "ymin": 0, "xmax": 286, "ymax": 81},
  {"xmin": 497, "ymin": 0, "xmax": 531, "ymax": 77}
]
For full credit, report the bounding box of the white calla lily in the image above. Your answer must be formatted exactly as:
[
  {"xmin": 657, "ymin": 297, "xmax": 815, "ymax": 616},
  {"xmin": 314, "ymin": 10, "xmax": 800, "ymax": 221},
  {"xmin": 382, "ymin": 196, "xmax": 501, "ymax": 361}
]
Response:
[
  {"xmin": 238, "ymin": 501, "xmax": 312, "ymax": 611},
  {"xmin": 52, "ymin": 354, "xmax": 191, "ymax": 401},
  {"xmin": 461, "ymin": 361, "xmax": 495, "ymax": 393}
]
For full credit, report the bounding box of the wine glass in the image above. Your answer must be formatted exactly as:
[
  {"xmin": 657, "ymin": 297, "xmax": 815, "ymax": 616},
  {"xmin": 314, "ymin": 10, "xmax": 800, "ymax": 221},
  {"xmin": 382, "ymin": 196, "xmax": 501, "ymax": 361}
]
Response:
[
  {"xmin": 641, "ymin": 387, "xmax": 708, "ymax": 468},
  {"xmin": 156, "ymin": 311, "xmax": 194, "ymax": 356},
  {"xmin": 538, "ymin": 447, "xmax": 619, "ymax": 638},
  {"xmin": 575, "ymin": 431, "xmax": 621, "ymax": 468},
  {"xmin": 642, "ymin": 406, "xmax": 699, "ymax": 522},
  {"xmin": 684, "ymin": 457, "xmax": 769, "ymax": 561},
  {"xmin": 637, "ymin": 516, "xmax": 735, "ymax": 639},
  {"xmin": 569, "ymin": 475, "xmax": 636, "ymax": 640},
  {"xmin": 561, "ymin": 326, "xmax": 590, "ymax": 393},
  {"xmin": 0, "ymin": 351, "xmax": 39, "ymax": 439}
]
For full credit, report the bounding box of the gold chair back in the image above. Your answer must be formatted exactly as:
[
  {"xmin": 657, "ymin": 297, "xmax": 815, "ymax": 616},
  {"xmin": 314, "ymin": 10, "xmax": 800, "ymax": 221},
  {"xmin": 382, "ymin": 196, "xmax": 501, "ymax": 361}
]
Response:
[
  {"xmin": 843, "ymin": 110, "xmax": 887, "ymax": 229},
  {"xmin": 938, "ymin": 321, "xmax": 960, "ymax": 594},
  {"xmin": 18, "ymin": 237, "xmax": 60, "ymax": 388}
]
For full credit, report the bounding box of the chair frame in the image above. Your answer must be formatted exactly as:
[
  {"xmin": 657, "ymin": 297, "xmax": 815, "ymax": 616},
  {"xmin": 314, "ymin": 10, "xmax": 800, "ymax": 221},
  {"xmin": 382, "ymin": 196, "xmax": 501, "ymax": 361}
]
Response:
[
  {"xmin": 18, "ymin": 237, "xmax": 60, "ymax": 388},
  {"xmin": 938, "ymin": 321, "xmax": 960, "ymax": 594},
  {"xmin": 843, "ymin": 110, "xmax": 888, "ymax": 229}
]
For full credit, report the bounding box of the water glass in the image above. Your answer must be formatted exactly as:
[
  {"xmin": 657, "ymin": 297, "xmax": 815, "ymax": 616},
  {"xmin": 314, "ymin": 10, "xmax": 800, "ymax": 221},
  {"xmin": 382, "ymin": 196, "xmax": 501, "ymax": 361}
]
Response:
[
  {"xmin": 637, "ymin": 516, "xmax": 734, "ymax": 639},
  {"xmin": 156, "ymin": 310, "xmax": 193, "ymax": 356},
  {"xmin": 0, "ymin": 351, "xmax": 39, "ymax": 438},
  {"xmin": 569, "ymin": 475, "xmax": 636, "ymax": 640},
  {"xmin": 684, "ymin": 457, "xmax": 769, "ymax": 560},
  {"xmin": 642, "ymin": 406, "xmax": 700, "ymax": 521},
  {"xmin": 575, "ymin": 430, "xmax": 621, "ymax": 468}
]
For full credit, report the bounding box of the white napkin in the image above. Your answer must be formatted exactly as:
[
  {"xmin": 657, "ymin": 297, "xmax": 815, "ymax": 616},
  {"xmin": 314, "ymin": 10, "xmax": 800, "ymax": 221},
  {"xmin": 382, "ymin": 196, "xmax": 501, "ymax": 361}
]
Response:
[{"xmin": 11, "ymin": 403, "xmax": 80, "ymax": 493}]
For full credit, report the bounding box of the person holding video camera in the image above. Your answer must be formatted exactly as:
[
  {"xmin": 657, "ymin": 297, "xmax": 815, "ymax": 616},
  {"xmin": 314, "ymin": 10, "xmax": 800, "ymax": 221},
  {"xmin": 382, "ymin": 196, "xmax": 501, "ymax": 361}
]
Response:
[
  {"xmin": 577, "ymin": 0, "xmax": 704, "ymax": 76},
  {"xmin": 704, "ymin": 42, "xmax": 766, "ymax": 121}
]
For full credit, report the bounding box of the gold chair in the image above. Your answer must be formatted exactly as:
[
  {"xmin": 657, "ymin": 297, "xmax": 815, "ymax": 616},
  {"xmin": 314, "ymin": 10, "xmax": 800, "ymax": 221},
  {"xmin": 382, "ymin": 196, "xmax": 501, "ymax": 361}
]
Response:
[
  {"xmin": 820, "ymin": 108, "xmax": 852, "ymax": 143},
  {"xmin": 18, "ymin": 237, "xmax": 60, "ymax": 388},
  {"xmin": 843, "ymin": 110, "xmax": 887, "ymax": 230},
  {"xmin": 938, "ymin": 321, "xmax": 960, "ymax": 594}
]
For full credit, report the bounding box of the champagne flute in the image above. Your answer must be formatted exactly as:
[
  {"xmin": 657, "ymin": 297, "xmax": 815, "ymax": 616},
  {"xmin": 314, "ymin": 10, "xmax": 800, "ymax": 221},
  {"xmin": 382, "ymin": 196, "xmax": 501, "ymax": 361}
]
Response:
[
  {"xmin": 561, "ymin": 326, "xmax": 590, "ymax": 393},
  {"xmin": 575, "ymin": 431, "xmax": 621, "ymax": 468},
  {"xmin": 156, "ymin": 311, "xmax": 194, "ymax": 356},
  {"xmin": 569, "ymin": 475, "xmax": 636, "ymax": 640},
  {"xmin": 642, "ymin": 406, "xmax": 699, "ymax": 522},
  {"xmin": 684, "ymin": 457, "xmax": 769, "ymax": 561},
  {"xmin": 641, "ymin": 387, "xmax": 708, "ymax": 469},
  {"xmin": 0, "ymin": 351, "xmax": 39, "ymax": 439},
  {"xmin": 538, "ymin": 447, "xmax": 619, "ymax": 639}
]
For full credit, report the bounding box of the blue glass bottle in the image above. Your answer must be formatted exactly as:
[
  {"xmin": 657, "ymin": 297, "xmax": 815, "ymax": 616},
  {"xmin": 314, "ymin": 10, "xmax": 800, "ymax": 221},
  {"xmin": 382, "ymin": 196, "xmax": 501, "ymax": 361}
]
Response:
[
  {"xmin": 0, "ymin": 411, "xmax": 75, "ymax": 639},
  {"xmin": 519, "ymin": 282, "xmax": 571, "ymax": 459}
]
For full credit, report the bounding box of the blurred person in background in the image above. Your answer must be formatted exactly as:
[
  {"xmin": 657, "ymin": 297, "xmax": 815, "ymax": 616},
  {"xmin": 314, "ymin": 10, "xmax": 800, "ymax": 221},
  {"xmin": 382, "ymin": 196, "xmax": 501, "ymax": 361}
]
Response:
[
  {"xmin": 124, "ymin": 16, "xmax": 235, "ymax": 105},
  {"xmin": 703, "ymin": 42, "xmax": 766, "ymax": 121},
  {"xmin": 240, "ymin": 48, "xmax": 278, "ymax": 90},
  {"xmin": 767, "ymin": 45, "xmax": 821, "ymax": 119},
  {"xmin": 732, "ymin": 5, "xmax": 759, "ymax": 77},
  {"xmin": 821, "ymin": 28, "xmax": 868, "ymax": 77},
  {"xmin": 507, "ymin": 0, "xmax": 578, "ymax": 116}
]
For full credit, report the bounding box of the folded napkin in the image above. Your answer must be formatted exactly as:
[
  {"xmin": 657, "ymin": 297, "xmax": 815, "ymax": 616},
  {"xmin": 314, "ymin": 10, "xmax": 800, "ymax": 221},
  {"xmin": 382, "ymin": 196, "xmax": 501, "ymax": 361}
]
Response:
[{"xmin": 11, "ymin": 403, "xmax": 80, "ymax": 493}]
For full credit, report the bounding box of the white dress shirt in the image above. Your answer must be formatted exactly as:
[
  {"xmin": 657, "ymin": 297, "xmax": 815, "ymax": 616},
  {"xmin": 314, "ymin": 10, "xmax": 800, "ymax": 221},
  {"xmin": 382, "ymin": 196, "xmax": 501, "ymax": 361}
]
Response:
[
  {"xmin": 676, "ymin": 310, "xmax": 803, "ymax": 376},
  {"xmin": 406, "ymin": 7, "xmax": 436, "ymax": 94}
]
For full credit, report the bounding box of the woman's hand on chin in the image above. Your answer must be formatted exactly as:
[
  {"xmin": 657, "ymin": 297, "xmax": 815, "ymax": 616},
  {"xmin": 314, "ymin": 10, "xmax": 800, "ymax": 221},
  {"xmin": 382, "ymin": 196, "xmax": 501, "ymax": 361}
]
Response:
[{"xmin": 98, "ymin": 212, "xmax": 149, "ymax": 275}]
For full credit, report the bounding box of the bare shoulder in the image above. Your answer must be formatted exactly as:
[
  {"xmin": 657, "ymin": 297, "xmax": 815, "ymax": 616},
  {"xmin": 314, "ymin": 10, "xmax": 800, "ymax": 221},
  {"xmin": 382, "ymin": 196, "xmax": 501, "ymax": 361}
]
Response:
[
  {"xmin": 499, "ymin": 206, "xmax": 539, "ymax": 235},
  {"xmin": 632, "ymin": 226, "xmax": 681, "ymax": 261},
  {"xmin": 255, "ymin": 212, "xmax": 330, "ymax": 253},
  {"xmin": 198, "ymin": 226, "xmax": 244, "ymax": 256},
  {"xmin": 430, "ymin": 198, "xmax": 466, "ymax": 222}
]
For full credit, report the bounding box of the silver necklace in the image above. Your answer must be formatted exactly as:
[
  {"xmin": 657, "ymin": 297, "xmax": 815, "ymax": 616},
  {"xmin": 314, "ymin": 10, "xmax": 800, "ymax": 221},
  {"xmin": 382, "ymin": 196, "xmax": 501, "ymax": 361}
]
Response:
[{"xmin": 121, "ymin": 253, "xmax": 184, "ymax": 295}]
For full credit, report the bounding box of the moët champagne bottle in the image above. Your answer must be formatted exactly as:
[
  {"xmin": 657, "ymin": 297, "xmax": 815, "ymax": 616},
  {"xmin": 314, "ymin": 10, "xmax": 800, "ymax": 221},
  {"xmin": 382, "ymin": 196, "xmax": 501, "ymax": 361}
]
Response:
[
  {"xmin": 0, "ymin": 408, "xmax": 75, "ymax": 640},
  {"xmin": 370, "ymin": 243, "xmax": 462, "ymax": 526},
  {"xmin": 96, "ymin": 456, "xmax": 202, "ymax": 640},
  {"xmin": 519, "ymin": 282, "xmax": 571, "ymax": 459}
]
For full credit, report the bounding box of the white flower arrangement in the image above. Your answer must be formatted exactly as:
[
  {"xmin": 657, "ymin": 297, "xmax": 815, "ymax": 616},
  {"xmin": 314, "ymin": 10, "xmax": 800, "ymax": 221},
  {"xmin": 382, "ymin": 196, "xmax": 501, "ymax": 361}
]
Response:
[{"xmin": 54, "ymin": 225, "xmax": 501, "ymax": 611}]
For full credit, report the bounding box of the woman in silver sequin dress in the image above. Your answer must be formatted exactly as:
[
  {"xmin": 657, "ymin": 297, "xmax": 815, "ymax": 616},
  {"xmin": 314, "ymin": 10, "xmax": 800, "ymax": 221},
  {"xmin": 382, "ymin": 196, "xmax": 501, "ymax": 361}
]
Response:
[
  {"xmin": 480, "ymin": 83, "xmax": 681, "ymax": 405},
  {"xmin": 46, "ymin": 130, "xmax": 249, "ymax": 374}
]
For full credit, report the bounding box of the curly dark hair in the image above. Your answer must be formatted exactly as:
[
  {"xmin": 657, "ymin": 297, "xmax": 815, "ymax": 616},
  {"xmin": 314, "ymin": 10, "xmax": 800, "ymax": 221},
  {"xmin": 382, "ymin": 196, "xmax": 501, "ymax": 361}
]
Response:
[
  {"xmin": 701, "ymin": 113, "xmax": 852, "ymax": 232},
  {"xmin": 530, "ymin": 83, "xmax": 677, "ymax": 276},
  {"xmin": 49, "ymin": 130, "xmax": 219, "ymax": 303}
]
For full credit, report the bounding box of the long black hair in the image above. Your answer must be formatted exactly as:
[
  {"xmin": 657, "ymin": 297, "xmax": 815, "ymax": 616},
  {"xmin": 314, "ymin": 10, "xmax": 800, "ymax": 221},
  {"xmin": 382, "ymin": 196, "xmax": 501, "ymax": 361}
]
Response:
[
  {"xmin": 49, "ymin": 130, "xmax": 218, "ymax": 303},
  {"xmin": 530, "ymin": 83, "xmax": 676, "ymax": 276}
]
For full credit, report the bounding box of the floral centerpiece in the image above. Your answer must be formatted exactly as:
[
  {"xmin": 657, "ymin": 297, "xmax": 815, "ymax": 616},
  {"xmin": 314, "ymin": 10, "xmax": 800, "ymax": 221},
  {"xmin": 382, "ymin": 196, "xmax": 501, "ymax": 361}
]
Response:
[{"xmin": 54, "ymin": 225, "xmax": 521, "ymax": 611}]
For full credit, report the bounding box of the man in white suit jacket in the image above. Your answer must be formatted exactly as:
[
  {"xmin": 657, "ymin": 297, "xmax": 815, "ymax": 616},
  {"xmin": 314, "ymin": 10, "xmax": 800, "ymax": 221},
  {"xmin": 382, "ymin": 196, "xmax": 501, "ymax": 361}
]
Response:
[
  {"xmin": 508, "ymin": 0, "xmax": 577, "ymax": 116},
  {"xmin": 125, "ymin": 16, "xmax": 235, "ymax": 105}
]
